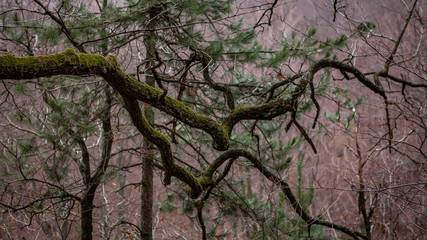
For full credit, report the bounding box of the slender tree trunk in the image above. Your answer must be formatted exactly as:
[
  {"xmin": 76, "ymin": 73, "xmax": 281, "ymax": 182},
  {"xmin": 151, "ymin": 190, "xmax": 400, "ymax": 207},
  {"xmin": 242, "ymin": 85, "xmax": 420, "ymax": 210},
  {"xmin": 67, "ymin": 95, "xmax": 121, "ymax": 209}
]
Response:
[
  {"xmin": 140, "ymin": 91, "xmax": 155, "ymax": 240},
  {"xmin": 80, "ymin": 89, "xmax": 113, "ymax": 240},
  {"xmin": 117, "ymin": 154, "xmax": 127, "ymax": 232},
  {"xmin": 141, "ymin": 140, "xmax": 154, "ymax": 239},
  {"xmin": 81, "ymin": 193, "xmax": 95, "ymax": 240},
  {"xmin": 140, "ymin": 5, "xmax": 161, "ymax": 240}
]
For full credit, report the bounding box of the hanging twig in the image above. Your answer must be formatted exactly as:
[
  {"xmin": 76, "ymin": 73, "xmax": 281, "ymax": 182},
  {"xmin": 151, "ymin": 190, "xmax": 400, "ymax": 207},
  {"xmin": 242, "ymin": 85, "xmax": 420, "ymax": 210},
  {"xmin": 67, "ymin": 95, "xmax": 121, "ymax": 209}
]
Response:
[{"xmin": 197, "ymin": 158, "xmax": 235, "ymax": 240}]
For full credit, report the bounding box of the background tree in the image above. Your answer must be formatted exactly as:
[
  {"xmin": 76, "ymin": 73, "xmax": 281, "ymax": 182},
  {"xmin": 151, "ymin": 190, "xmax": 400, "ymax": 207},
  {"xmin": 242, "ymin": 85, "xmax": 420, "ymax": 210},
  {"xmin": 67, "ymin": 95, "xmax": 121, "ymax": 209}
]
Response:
[{"xmin": 1, "ymin": 0, "xmax": 426, "ymax": 239}]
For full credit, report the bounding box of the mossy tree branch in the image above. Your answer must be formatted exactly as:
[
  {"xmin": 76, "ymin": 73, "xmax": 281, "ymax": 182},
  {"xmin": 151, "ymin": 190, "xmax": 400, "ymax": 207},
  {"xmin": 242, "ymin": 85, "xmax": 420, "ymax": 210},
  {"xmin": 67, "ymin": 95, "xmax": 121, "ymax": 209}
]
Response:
[
  {"xmin": 199, "ymin": 53, "xmax": 235, "ymax": 110},
  {"xmin": 222, "ymin": 80, "xmax": 307, "ymax": 134},
  {"xmin": 0, "ymin": 50, "xmax": 391, "ymax": 154},
  {"xmin": 121, "ymin": 95, "xmax": 203, "ymax": 198},
  {"xmin": 0, "ymin": 50, "xmax": 397, "ymax": 204},
  {"xmin": 1, "ymin": 49, "xmax": 396, "ymax": 239},
  {"xmin": 0, "ymin": 49, "xmax": 229, "ymax": 150}
]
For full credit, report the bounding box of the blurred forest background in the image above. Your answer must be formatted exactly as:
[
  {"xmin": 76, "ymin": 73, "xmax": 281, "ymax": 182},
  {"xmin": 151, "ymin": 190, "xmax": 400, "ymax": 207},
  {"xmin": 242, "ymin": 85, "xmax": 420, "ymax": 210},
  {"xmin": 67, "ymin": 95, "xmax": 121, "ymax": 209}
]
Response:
[{"xmin": 0, "ymin": 0, "xmax": 426, "ymax": 239}]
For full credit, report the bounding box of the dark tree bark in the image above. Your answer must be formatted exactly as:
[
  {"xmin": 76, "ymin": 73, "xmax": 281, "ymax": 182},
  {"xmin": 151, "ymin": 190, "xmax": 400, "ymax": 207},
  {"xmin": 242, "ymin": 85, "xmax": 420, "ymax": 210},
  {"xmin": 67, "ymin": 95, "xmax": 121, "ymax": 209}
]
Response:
[
  {"xmin": 140, "ymin": 5, "xmax": 162, "ymax": 240},
  {"xmin": 81, "ymin": 192, "xmax": 96, "ymax": 240},
  {"xmin": 80, "ymin": 89, "xmax": 113, "ymax": 240},
  {"xmin": 140, "ymin": 142, "xmax": 154, "ymax": 240}
]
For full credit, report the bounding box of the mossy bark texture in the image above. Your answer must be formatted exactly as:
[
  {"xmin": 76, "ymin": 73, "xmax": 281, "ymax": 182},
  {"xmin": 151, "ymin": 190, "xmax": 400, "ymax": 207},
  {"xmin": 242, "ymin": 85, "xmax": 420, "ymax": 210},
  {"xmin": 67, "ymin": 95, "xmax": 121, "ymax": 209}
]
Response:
[
  {"xmin": 0, "ymin": 49, "xmax": 305, "ymax": 198},
  {"xmin": 0, "ymin": 49, "xmax": 376, "ymax": 240}
]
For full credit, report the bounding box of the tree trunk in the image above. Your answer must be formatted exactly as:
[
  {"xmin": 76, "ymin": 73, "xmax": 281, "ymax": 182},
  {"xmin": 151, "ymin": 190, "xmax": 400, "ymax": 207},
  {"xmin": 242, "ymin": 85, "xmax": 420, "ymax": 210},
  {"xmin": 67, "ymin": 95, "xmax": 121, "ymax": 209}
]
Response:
[
  {"xmin": 117, "ymin": 154, "xmax": 128, "ymax": 234},
  {"xmin": 141, "ymin": 141, "xmax": 154, "ymax": 239},
  {"xmin": 140, "ymin": 4, "xmax": 161, "ymax": 240},
  {"xmin": 81, "ymin": 193, "xmax": 95, "ymax": 240}
]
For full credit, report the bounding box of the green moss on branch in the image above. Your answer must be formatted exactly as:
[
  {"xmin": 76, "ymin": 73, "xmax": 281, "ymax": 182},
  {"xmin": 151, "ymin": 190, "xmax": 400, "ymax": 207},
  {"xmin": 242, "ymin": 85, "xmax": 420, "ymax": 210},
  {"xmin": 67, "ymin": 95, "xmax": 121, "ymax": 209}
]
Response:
[
  {"xmin": 0, "ymin": 49, "xmax": 229, "ymax": 150},
  {"xmin": 222, "ymin": 82, "xmax": 306, "ymax": 132}
]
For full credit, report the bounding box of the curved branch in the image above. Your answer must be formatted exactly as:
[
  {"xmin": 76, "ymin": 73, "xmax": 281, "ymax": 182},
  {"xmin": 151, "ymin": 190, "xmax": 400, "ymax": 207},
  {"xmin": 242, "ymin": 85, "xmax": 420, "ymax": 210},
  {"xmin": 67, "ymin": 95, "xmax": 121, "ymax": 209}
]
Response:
[
  {"xmin": 222, "ymin": 57, "xmax": 389, "ymax": 136},
  {"xmin": 1, "ymin": 51, "xmax": 392, "ymax": 155},
  {"xmin": 199, "ymin": 53, "xmax": 235, "ymax": 110},
  {"xmin": 121, "ymin": 96, "xmax": 203, "ymax": 197},
  {"xmin": 383, "ymin": 0, "xmax": 418, "ymax": 73},
  {"xmin": 379, "ymin": 72, "xmax": 427, "ymax": 88},
  {"xmin": 264, "ymin": 73, "xmax": 301, "ymax": 102},
  {"xmin": 198, "ymin": 158, "xmax": 235, "ymax": 240},
  {"xmin": 0, "ymin": 49, "xmax": 229, "ymax": 150},
  {"xmin": 310, "ymin": 59, "xmax": 386, "ymax": 98},
  {"xmin": 33, "ymin": 0, "xmax": 86, "ymax": 53},
  {"xmin": 203, "ymin": 149, "xmax": 367, "ymax": 240},
  {"xmin": 222, "ymin": 80, "xmax": 307, "ymax": 133},
  {"xmin": 254, "ymin": 0, "xmax": 279, "ymax": 29}
]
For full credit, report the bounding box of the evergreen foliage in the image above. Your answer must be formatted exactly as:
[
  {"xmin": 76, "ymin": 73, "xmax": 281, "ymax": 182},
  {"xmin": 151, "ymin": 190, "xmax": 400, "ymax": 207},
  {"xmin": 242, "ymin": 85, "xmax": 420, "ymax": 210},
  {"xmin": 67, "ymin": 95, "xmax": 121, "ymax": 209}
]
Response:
[{"xmin": 0, "ymin": 0, "xmax": 425, "ymax": 239}]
